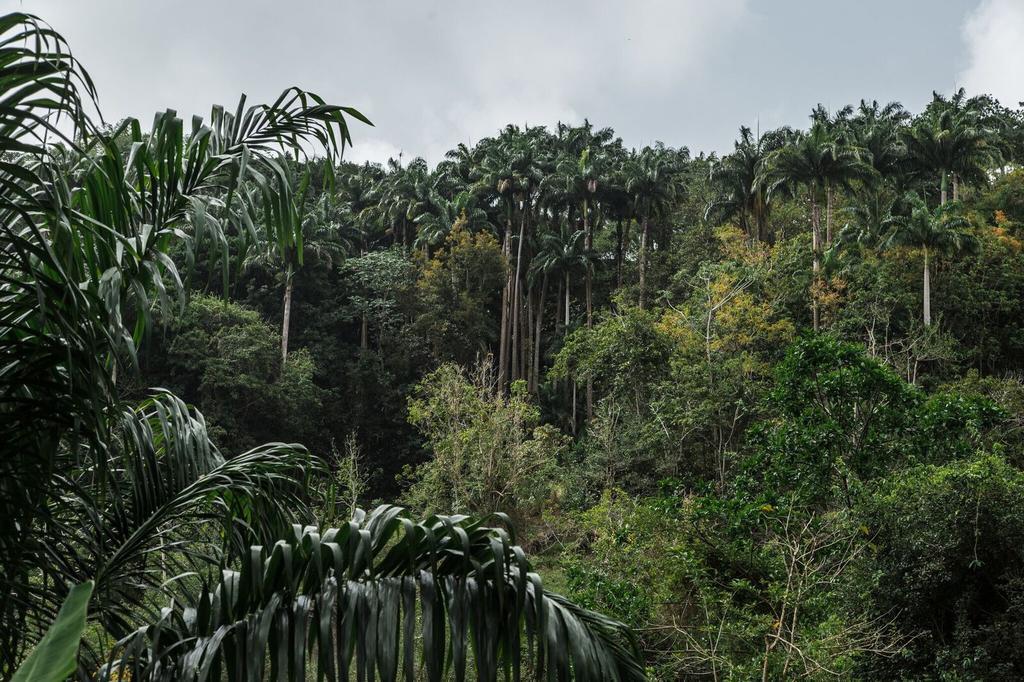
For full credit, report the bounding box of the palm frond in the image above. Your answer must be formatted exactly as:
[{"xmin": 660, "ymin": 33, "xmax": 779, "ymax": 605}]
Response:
[{"xmin": 104, "ymin": 508, "xmax": 645, "ymax": 682}]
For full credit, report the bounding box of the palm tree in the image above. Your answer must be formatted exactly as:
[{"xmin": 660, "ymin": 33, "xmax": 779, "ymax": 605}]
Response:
[
  {"xmin": 246, "ymin": 162, "xmax": 346, "ymax": 363},
  {"xmin": 0, "ymin": 11, "xmax": 366, "ymax": 673},
  {"xmin": 533, "ymin": 224, "xmax": 589, "ymax": 429},
  {"xmin": 413, "ymin": 188, "xmax": 491, "ymax": 254},
  {"xmin": 761, "ymin": 122, "xmax": 874, "ymax": 329},
  {"xmin": 472, "ymin": 135, "xmax": 520, "ymax": 388},
  {"xmin": 883, "ymin": 193, "xmax": 977, "ymax": 326},
  {"xmin": 709, "ymin": 125, "xmax": 791, "ymax": 243},
  {"xmin": 0, "ymin": 13, "xmax": 643, "ymax": 680},
  {"xmin": 903, "ymin": 103, "xmax": 992, "ymax": 205},
  {"xmin": 551, "ymin": 142, "xmax": 608, "ymax": 420},
  {"xmin": 810, "ymin": 105, "xmax": 856, "ymax": 245},
  {"xmin": 624, "ymin": 145, "xmax": 681, "ymax": 309}
]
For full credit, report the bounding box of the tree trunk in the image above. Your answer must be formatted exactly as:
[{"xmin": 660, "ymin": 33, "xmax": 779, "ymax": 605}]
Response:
[
  {"xmin": 810, "ymin": 192, "xmax": 821, "ymax": 332},
  {"xmin": 532, "ymin": 272, "xmax": 547, "ymax": 395},
  {"xmin": 583, "ymin": 198, "xmax": 593, "ymax": 423},
  {"xmin": 940, "ymin": 172, "xmax": 948, "ymax": 206},
  {"xmin": 923, "ymin": 247, "xmax": 931, "ymax": 326},
  {"xmin": 952, "ymin": 174, "xmax": 960, "ymax": 202},
  {"xmin": 281, "ymin": 265, "xmax": 294, "ymax": 364},
  {"xmin": 497, "ymin": 225, "xmax": 512, "ymax": 390},
  {"xmin": 511, "ymin": 205, "xmax": 526, "ymax": 382},
  {"xmin": 526, "ymin": 285, "xmax": 533, "ymax": 384},
  {"xmin": 360, "ymin": 312, "xmax": 368, "ymax": 350},
  {"xmin": 614, "ymin": 218, "xmax": 624, "ymax": 289},
  {"xmin": 564, "ymin": 270, "xmax": 571, "ymax": 330},
  {"xmin": 825, "ymin": 181, "xmax": 833, "ymax": 246},
  {"xmin": 638, "ymin": 214, "xmax": 649, "ymax": 309}
]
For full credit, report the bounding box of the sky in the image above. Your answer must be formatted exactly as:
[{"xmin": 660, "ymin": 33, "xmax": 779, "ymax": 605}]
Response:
[{"xmin": 8, "ymin": 0, "xmax": 1024, "ymax": 164}]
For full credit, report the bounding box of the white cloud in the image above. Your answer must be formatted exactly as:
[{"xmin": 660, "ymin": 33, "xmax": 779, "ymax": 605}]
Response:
[
  {"xmin": 344, "ymin": 138, "xmax": 405, "ymax": 166},
  {"xmin": 960, "ymin": 0, "xmax": 1024, "ymax": 106}
]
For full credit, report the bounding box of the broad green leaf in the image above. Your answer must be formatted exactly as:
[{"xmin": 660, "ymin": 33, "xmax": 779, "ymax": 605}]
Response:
[{"xmin": 12, "ymin": 581, "xmax": 93, "ymax": 682}]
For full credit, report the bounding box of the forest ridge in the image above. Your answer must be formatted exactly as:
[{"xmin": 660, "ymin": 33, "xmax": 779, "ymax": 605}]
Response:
[{"xmin": 5, "ymin": 8, "xmax": 1024, "ymax": 681}]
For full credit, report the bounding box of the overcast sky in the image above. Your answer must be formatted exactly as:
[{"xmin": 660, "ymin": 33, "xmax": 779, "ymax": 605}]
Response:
[{"xmin": 8, "ymin": 1, "xmax": 1024, "ymax": 163}]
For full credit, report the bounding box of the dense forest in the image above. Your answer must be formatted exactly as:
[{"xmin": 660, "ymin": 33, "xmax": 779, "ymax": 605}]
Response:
[{"xmin": 6, "ymin": 9, "xmax": 1024, "ymax": 682}]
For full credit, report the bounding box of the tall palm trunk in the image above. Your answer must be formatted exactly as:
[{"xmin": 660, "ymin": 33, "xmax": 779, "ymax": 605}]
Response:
[
  {"xmin": 923, "ymin": 247, "xmax": 931, "ymax": 326},
  {"xmin": 810, "ymin": 191, "xmax": 821, "ymax": 332},
  {"xmin": 511, "ymin": 202, "xmax": 527, "ymax": 382},
  {"xmin": 281, "ymin": 264, "xmax": 295, "ymax": 364},
  {"xmin": 614, "ymin": 218, "xmax": 624, "ymax": 289},
  {"xmin": 360, "ymin": 313, "xmax": 368, "ymax": 350},
  {"xmin": 825, "ymin": 181, "xmax": 834, "ymax": 246},
  {"xmin": 756, "ymin": 186, "xmax": 770, "ymax": 244},
  {"xmin": 532, "ymin": 272, "xmax": 548, "ymax": 395},
  {"xmin": 952, "ymin": 174, "xmax": 960, "ymax": 202},
  {"xmin": 940, "ymin": 171, "xmax": 948, "ymax": 206},
  {"xmin": 564, "ymin": 269, "xmax": 575, "ymax": 434},
  {"xmin": 638, "ymin": 213, "xmax": 649, "ymax": 309},
  {"xmin": 497, "ymin": 212, "xmax": 512, "ymax": 390},
  {"xmin": 583, "ymin": 197, "xmax": 593, "ymax": 422},
  {"xmin": 564, "ymin": 270, "xmax": 571, "ymax": 329}
]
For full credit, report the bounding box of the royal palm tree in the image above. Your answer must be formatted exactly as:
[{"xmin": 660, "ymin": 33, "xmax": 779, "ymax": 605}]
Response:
[
  {"xmin": 761, "ymin": 122, "xmax": 874, "ymax": 329},
  {"xmin": 245, "ymin": 161, "xmax": 347, "ymax": 363},
  {"xmin": 533, "ymin": 224, "xmax": 589, "ymax": 429},
  {"xmin": 623, "ymin": 145, "xmax": 681, "ymax": 309},
  {"xmin": 709, "ymin": 125, "xmax": 791, "ymax": 243},
  {"xmin": 883, "ymin": 193, "xmax": 977, "ymax": 326},
  {"xmin": 413, "ymin": 188, "xmax": 491, "ymax": 253},
  {"xmin": 903, "ymin": 104, "xmax": 992, "ymax": 205}
]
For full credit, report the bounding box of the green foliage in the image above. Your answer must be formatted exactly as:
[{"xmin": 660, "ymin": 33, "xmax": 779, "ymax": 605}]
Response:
[
  {"xmin": 11, "ymin": 582, "xmax": 93, "ymax": 682},
  {"xmin": 412, "ymin": 220, "xmax": 506, "ymax": 365},
  {"xmin": 154, "ymin": 294, "xmax": 322, "ymax": 453},
  {"xmin": 860, "ymin": 454, "xmax": 1024, "ymax": 679},
  {"xmin": 405, "ymin": 363, "xmax": 566, "ymax": 529},
  {"xmin": 740, "ymin": 335, "xmax": 1001, "ymax": 508},
  {"xmin": 103, "ymin": 507, "xmax": 645, "ymax": 682}
]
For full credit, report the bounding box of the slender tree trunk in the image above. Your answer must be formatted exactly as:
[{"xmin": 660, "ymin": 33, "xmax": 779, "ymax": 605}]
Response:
[
  {"xmin": 638, "ymin": 214, "xmax": 649, "ymax": 309},
  {"xmin": 497, "ymin": 224, "xmax": 512, "ymax": 390},
  {"xmin": 952, "ymin": 174, "xmax": 960, "ymax": 202},
  {"xmin": 281, "ymin": 265, "xmax": 294, "ymax": 364},
  {"xmin": 532, "ymin": 272, "xmax": 548, "ymax": 395},
  {"xmin": 810, "ymin": 192, "xmax": 821, "ymax": 332},
  {"xmin": 511, "ymin": 200, "xmax": 528, "ymax": 382},
  {"xmin": 940, "ymin": 171, "xmax": 948, "ymax": 206},
  {"xmin": 825, "ymin": 181, "xmax": 834, "ymax": 246},
  {"xmin": 521, "ymin": 282, "xmax": 531, "ymax": 385},
  {"xmin": 583, "ymin": 198, "xmax": 593, "ymax": 422},
  {"xmin": 564, "ymin": 271, "xmax": 571, "ymax": 330},
  {"xmin": 563, "ymin": 270, "xmax": 576, "ymax": 434},
  {"xmin": 615, "ymin": 218, "xmax": 624, "ymax": 289},
  {"xmin": 756, "ymin": 185, "xmax": 769, "ymax": 244},
  {"xmin": 360, "ymin": 312, "xmax": 368, "ymax": 350},
  {"xmin": 923, "ymin": 247, "xmax": 931, "ymax": 326}
]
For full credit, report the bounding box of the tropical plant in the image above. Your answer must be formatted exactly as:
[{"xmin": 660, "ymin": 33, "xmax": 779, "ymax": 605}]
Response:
[
  {"xmin": 709, "ymin": 125, "xmax": 791, "ymax": 244},
  {"xmin": 102, "ymin": 506, "xmax": 644, "ymax": 682},
  {"xmin": 623, "ymin": 144, "xmax": 682, "ymax": 308},
  {"xmin": 761, "ymin": 121, "xmax": 874, "ymax": 329},
  {"xmin": 11, "ymin": 582, "xmax": 93, "ymax": 682},
  {"xmin": 245, "ymin": 160, "xmax": 347, "ymax": 362},
  {"xmin": 413, "ymin": 188, "xmax": 491, "ymax": 253},
  {"xmin": 883, "ymin": 193, "xmax": 977, "ymax": 325},
  {"xmin": 904, "ymin": 96, "xmax": 993, "ymax": 204}
]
